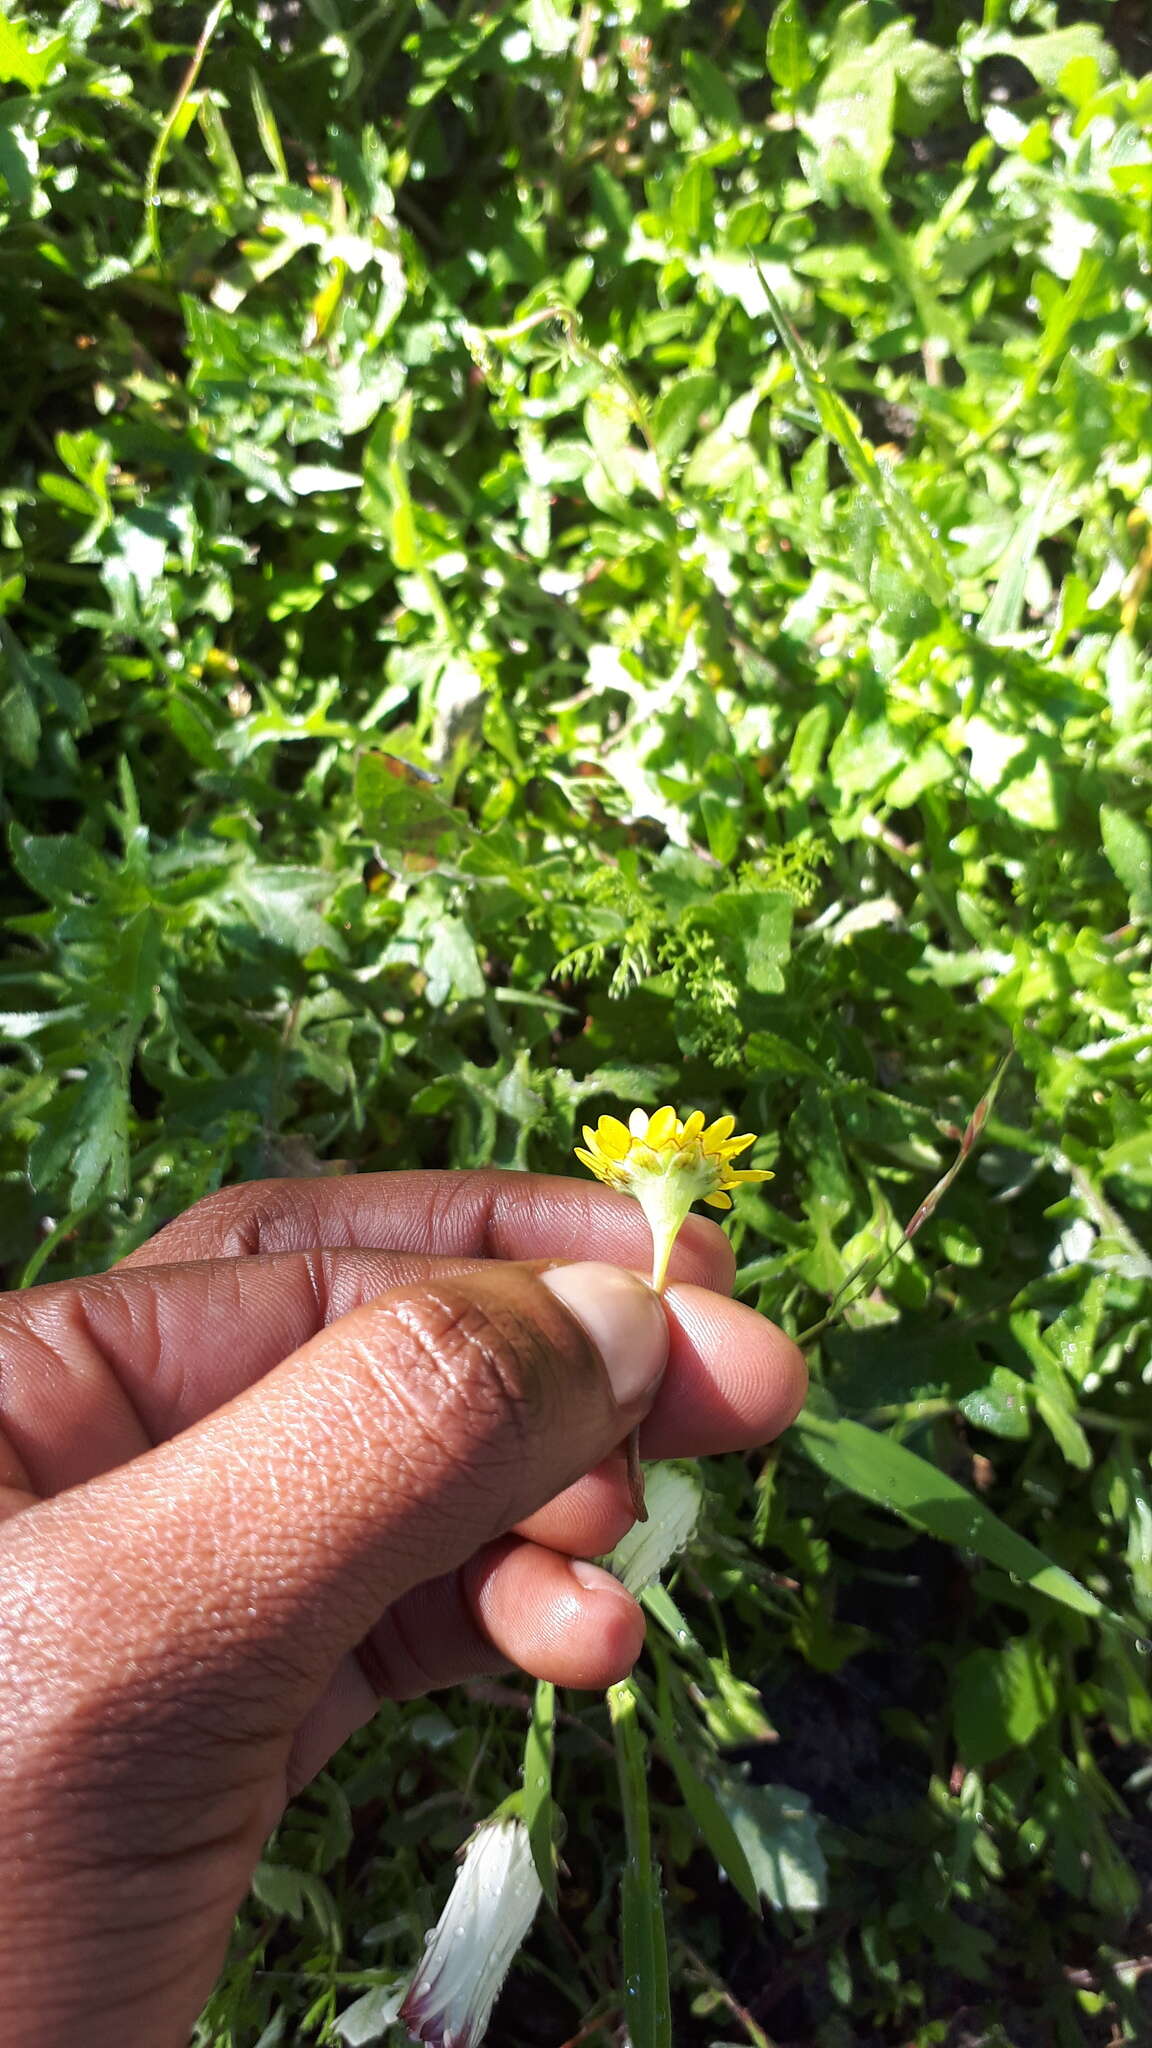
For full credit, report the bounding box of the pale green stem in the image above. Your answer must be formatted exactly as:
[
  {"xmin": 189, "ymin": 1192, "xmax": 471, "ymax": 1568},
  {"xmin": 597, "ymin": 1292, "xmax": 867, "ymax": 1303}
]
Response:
[
  {"xmin": 144, "ymin": 0, "xmax": 230, "ymax": 265},
  {"xmin": 607, "ymin": 1678, "xmax": 671, "ymax": 2048},
  {"xmin": 626, "ymin": 1220, "xmax": 677, "ymax": 1518}
]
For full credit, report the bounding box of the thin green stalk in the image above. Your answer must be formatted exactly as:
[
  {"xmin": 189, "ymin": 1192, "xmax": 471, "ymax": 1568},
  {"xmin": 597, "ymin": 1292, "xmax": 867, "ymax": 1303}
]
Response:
[
  {"xmin": 624, "ymin": 1228, "xmax": 669, "ymax": 1519},
  {"xmin": 797, "ymin": 1054, "xmax": 1012, "ymax": 1345},
  {"xmin": 607, "ymin": 1678, "xmax": 671, "ymax": 2048},
  {"xmin": 144, "ymin": 0, "xmax": 230, "ymax": 265}
]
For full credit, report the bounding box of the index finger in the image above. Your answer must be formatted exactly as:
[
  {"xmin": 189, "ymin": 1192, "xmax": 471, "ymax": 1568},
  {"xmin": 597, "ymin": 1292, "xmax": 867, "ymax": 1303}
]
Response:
[{"xmin": 120, "ymin": 1169, "xmax": 736, "ymax": 1295}]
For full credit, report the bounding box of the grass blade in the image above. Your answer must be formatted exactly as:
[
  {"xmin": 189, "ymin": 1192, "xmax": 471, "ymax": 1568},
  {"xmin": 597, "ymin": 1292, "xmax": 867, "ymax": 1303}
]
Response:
[
  {"xmin": 521, "ymin": 1679, "xmax": 557, "ymax": 1906},
  {"xmin": 608, "ymin": 1679, "xmax": 671, "ymax": 2048},
  {"xmin": 794, "ymin": 1408, "xmax": 1117, "ymax": 1624}
]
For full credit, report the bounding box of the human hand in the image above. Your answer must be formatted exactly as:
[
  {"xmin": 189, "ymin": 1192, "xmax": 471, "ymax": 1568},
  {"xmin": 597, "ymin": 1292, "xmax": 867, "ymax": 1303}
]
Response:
[{"xmin": 0, "ymin": 1169, "xmax": 805, "ymax": 2048}]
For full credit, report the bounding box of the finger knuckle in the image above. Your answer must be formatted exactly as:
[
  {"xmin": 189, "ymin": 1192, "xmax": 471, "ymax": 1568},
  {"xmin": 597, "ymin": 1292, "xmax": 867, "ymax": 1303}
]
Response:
[{"xmin": 357, "ymin": 1288, "xmax": 550, "ymax": 1515}]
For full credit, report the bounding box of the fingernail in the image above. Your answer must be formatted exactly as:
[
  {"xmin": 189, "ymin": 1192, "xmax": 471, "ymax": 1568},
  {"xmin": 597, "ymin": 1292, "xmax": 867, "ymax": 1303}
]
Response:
[
  {"xmin": 569, "ymin": 1557, "xmax": 637, "ymax": 1602},
  {"xmin": 541, "ymin": 1262, "xmax": 668, "ymax": 1407}
]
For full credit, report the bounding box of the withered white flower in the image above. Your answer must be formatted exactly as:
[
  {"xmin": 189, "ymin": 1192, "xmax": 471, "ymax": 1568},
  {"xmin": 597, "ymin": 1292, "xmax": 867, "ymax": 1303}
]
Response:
[{"xmin": 400, "ymin": 1813, "xmax": 543, "ymax": 2048}]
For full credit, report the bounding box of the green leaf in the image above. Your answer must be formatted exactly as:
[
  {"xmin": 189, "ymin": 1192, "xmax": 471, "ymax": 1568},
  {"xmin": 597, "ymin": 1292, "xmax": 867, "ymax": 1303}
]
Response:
[
  {"xmin": 669, "ymin": 158, "xmax": 714, "ymax": 247},
  {"xmin": 702, "ymin": 889, "xmax": 793, "ymax": 993},
  {"xmin": 1100, "ymin": 804, "xmax": 1152, "ymax": 920},
  {"xmin": 231, "ymin": 868, "xmax": 343, "ymax": 959},
  {"xmin": 0, "ymin": 676, "xmax": 39, "ymax": 766},
  {"xmin": 952, "ymin": 1638, "xmax": 1057, "ymax": 1767},
  {"xmin": 978, "ymin": 479, "xmax": 1058, "ymax": 643},
  {"xmin": 522, "ymin": 1680, "xmax": 557, "ymax": 1906},
  {"xmin": 0, "ymin": 16, "xmax": 65, "ymax": 87},
  {"xmin": 422, "ymin": 915, "xmax": 485, "ymax": 1005},
  {"xmin": 682, "ymin": 51, "xmax": 743, "ymax": 134},
  {"xmin": 251, "ymin": 1863, "xmax": 342, "ymax": 1946},
  {"xmin": 960, "ymin": 1368, "xmax": 1032, "ymax": 1441},
  {"xmin": 803, "ymin": 26, "xmax": 896, "ymax": 188},
  {"xmin": 745, "ymin": 1029, "xmax": 823, "ymax": 1079},
  {"xmin": 32, "ymin": 1059, "xmax": 130, "ymax": 1208},
  {"xmin": 11, "ymin": 830, "xmax": 109, "ymax": 905},
  {"xmin": 699, "ymin": 1666, "xmax": 778, "ymax": 1747},
  {"xmin": 355, "ymin": 750, "xmax": 472, "ymax": 859},
  {"xmin": 972, "ymin": 25, "xmax": 1116, "ymax": 94},
  {"xmin": 652, "ymin": 373, "xmax": 720, "ymax": 462},
  {"xmin": 653, "ymin": 1713, "xmax": 762, "ymax": 1916},
  {"xmin": 248, "ymin": 67, "xmax": 288, "ymax": 177},
  {"xmin": 699, "ymin": 788, "xmax": 742, "ymax": 866},
  {"xmin": 1008, "ymin": 1314, "xmax": 1093, "ymax": 1470},
  {"xmin": 1099, "ymin": 1131, "xmax": 1152, "ymax": 1186},
  {"xmin": 716, "ymin": 1779, "xmax": 828, "ymax": 1912},
  {"xmin": 333, "ymin": 1985, "xmax": 406, "ymax": 2046},
  {"xmin": 609, "ymin": 1682, "xmax": 671, "ymax": 2048},
  {"xmin": 1034, "ymin": 1387, "xmax": 1092, "ymax": 1471},
  {"xmin": 766, "ymin": 0, "xmax": 815, "ymax": 94},
  {"xmin": 752, "ymin": 261, "xmax": 949, "ymax": 605},
  {"xmin": 287, "ymin": 463, "xmax": 363, "ymax": 494},
  {"xmin": 794, "ymin": 1410, "xmax": 1107, "ymax": 1620},
  {"xmin": 786, "ymin": 703, "xmax": 830, "ymax": 797}
]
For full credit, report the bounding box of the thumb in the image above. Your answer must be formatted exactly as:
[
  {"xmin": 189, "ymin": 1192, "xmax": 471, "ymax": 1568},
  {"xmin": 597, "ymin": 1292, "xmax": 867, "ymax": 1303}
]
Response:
[{"xmin": 3, "ymin": 1260, "xmax": 667, "ymax": 1740}]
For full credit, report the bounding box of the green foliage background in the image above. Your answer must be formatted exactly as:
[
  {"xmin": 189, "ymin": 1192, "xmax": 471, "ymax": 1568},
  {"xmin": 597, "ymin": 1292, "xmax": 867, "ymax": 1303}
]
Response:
[{"xmin": 3, "ymin": 0, "xmax": 1152, "ymax": 2041}]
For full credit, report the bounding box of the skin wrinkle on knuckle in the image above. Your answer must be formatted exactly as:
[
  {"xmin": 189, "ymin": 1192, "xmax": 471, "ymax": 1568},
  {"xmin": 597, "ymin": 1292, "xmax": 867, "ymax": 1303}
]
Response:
[
  {"xmin": 303, "ymin": 1247, "xmax": 335, "ymax": 1328},
  {"xmin": 410, "ymin": 1167, "xmax": 498, "ymax": 1259},
  {"xmin": 376, "ymin": 1289, "xmax": 543, "ymax": 1445},
  {"xmin": 0, "ymin": 1287, "xmax": 155, "ymax": 1498},
  {"xmin": 218, "ymin": 1185, "xmax": 301, "ymax": 1257},
  {"xmin": 345, "ymin": 1334, "xmax": 515, "ymax": 1535},
  {"xmin": 0, "ymin": 1313, "xmax": 40, "ymax": 1491},
  {"xmin": 139, "ymin": 1180, "xmax": 258, "ymax": 1258},
  {"xmin": 318, "ymin": 1285, "xmax": 564, "ymax": 1549},
  {"xmin": 137, "ymin": 1178, "xmax": 318, "ymax": 1260},
  {"xmin": 63, "ymin": 1285, "xmax": 155, "ymax": 1442},
  {"xmin": 493, "ymin": 1173, "xmax": 584, "ymax": 1257}
]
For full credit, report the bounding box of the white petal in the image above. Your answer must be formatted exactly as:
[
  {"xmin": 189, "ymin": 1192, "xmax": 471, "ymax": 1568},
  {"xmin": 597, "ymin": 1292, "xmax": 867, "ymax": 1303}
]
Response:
[{"xmin": 401, "ymin": 1818, "xmax": 543, "ymax": 2048}]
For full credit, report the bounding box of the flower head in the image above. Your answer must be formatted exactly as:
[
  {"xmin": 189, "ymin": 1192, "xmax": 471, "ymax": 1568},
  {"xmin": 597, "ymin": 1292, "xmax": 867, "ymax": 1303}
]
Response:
[
  {"xmin": 575, "ymin": 1105, "xmax": 773, "ymax": 1291},
  {"xmin": 401, "ymin": 1813, "xmax": 543, "ymax": 2048}
]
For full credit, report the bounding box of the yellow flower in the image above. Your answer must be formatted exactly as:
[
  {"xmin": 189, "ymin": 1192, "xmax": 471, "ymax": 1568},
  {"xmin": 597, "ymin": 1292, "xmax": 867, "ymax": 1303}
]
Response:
[{"xmin": 575, "ymin": 1105, "xmax": 773, "ymax": 1291}]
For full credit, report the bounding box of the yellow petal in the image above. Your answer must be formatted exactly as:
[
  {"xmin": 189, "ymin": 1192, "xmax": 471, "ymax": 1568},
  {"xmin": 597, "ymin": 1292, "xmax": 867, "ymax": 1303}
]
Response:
[
  {"xmin": 730, "ymin": 1168, "xmax": 774, "ymax": 1186},
  {"xmin": 680, "ymin": 1110, "xmax": 705, "ymax": 1140},
  {"xmin": 574, "ymin": 1147, "xmax": 602, "ymax": 1172},
  {"xmin": 628, "ymin": 1107, "xmax": 649, "ymax": 1138},
  {"xmin": 595, "ymin": 1115, "xmax": 631, "ymax": 1160},
  {"xmin": 647, "ymin": 1105, "xmax": 678, "ymax": 1147},
  {"xmin": 582, "ymin": 1125, "xmax": 598, "ymax": 1150},
  {"xmin": 702, "ymin": 1114, "xmax": 736, "ymax": 1152},
  {"xmin": 704, "ymin": 1191, "xmax": 732, "ymax": 1210},
  {"xmin": 719, "ymin": 1132, "xmax": 757, "ymax": 1160}
]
